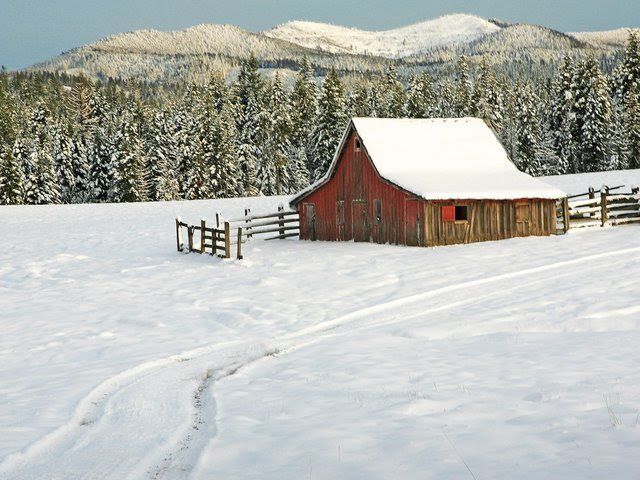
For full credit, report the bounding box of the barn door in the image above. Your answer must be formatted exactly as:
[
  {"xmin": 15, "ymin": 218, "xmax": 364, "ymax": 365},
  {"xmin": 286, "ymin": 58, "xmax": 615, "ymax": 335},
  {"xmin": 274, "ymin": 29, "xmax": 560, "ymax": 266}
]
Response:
[
  {"xmin": 405, "ymin": 199, "xmax": 423, "ymax": 246},
  {"xmin": 352, "ymin": 201, "xmax": 368, "ymax": 242},
  {"xmin": 304, "ymin": 203, "xmax": 316, "ymax": 241},
  {"xmin": 515, "ymin": 203, "xmax": 531, "ymax": 237}
]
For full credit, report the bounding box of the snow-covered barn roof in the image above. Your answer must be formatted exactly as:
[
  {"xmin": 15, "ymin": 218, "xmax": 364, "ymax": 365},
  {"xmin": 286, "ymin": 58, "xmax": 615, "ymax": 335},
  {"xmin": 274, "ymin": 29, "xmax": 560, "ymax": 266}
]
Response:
[{"xmin": 291, "ymin": 117, "xmax": 566, "ymax": 205}]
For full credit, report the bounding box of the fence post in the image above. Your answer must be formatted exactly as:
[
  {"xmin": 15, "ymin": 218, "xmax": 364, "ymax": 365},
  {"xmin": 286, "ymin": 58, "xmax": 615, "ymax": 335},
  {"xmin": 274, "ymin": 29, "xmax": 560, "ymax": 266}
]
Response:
[
  {"xmin": 588, "ymin": 187, "xmax": 595, "ymax": 219},
  {"xmin": 200, "ymin": 219, "xmax": 206, "ymax": 254},
  {"xmin": 245, "ymin": 208, "xmax": 252, "ymax": 239},
  {"xmin": 237, "ymin": 227, "xmax": 243, "ymax": 260},
  {"xmin": 216, "ymin": 211, "xmax": 221, "ymax": 228},
  {"xmin": 563, "ymin": 197, "xmax": 570, "ymax": 233},
  {"xmin": 224, "ymin": 221, "xmax": 231, "ymax": 259},
  {"xmin": 176, "ymin": 218, "xmax": 183, "ymax": 251},
  {"xmin": 601, "ymin": 190, "xmax": 608, "ymax": 227},
  {"xmin": 278, "ymin": 204, "xmax": 285, "ymax": 239},
  {"xmin": 187, "ymin": 226, "xmax": 194, "ymax": 252}
]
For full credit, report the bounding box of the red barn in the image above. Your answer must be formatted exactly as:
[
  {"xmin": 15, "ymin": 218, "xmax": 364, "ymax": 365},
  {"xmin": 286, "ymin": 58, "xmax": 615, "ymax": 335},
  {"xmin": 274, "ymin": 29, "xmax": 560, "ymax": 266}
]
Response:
[{"xmin": 290, "ymin": 118, "xmax": 566, "ymax": 247}]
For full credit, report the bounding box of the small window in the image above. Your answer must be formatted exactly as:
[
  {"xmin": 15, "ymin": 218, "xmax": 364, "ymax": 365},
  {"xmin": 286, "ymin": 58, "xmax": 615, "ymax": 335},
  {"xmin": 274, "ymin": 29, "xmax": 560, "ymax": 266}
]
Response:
[
  {"xmin": 442, "ymin": 205, "xmax": 468, "ymax": 222},
  {"xmin": 355, "ymin": 138, "xmax": 361, "ymax": 152},
  {"xmin": 337, "ymin": 200, "xmax": 345, "ymax": 225},
  {"xmin": 455, "ymin": 205, "xmax": 468, "ymax": 221},
  {"xmin": 374, "ymin": 199, "xmax": 382, "ymax": 224}
]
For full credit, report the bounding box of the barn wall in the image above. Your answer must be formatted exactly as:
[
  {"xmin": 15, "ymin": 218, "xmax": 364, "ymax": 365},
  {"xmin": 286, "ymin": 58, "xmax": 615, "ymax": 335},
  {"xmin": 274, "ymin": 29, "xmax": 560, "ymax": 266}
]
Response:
[
  {"xmin": 424, "ymin": 199, "xmax": 557, "ymax": 246},
  {"xmin": 298, "ymin": 129, "xmax": 415, "ymax": 244}
]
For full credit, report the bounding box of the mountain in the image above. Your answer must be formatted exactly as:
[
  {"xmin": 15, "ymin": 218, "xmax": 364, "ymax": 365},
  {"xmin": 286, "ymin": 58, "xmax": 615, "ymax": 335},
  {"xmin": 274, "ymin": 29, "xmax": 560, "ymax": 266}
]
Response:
[
  {"xmin": 29, "ymin": 24, "xmax": 391, "ymax": 84},
  {"xmin": 263, "ymin": 14, "xmax": 500, "ymax": 58},
  {"xmin": 25, "ymin": 15, "xmax": 636, "ymax": 84},
  {"xmin": 570, "ymin": 28, "xmax": 637, "ymax": 48}
]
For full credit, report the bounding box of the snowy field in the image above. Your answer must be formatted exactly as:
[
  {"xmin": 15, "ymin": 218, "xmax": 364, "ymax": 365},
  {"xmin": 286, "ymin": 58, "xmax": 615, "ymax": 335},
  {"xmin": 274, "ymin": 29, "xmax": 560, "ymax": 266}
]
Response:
[{"xmin": 1, "ymin": 171, "xmax": 640, "ymax": 479}]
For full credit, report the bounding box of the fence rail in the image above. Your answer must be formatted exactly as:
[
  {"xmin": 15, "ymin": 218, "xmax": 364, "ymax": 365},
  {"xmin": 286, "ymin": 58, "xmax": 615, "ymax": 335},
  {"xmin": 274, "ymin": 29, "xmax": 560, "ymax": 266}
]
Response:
[
  {"xmin": 175, "ymin": 205, "xmax": 300, "ymax": 260},
  {"xmin": 558, "ymin": 184, "xmax": 640, "ymax": 232}
]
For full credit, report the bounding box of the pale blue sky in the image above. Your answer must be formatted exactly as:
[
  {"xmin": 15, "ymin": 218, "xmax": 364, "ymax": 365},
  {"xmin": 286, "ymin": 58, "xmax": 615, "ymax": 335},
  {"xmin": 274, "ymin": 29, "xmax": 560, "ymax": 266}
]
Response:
[{"xmin": 1, "ymin": 0, "xmax": 639, "ymax": 70}]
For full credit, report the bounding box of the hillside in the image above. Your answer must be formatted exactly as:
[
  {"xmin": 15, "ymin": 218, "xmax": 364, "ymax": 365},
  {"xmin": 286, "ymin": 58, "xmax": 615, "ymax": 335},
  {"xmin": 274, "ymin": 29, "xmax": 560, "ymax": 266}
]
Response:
[
  {"xmin": 30, "ymin": 24, "xmax": 391, "ymax": 84},
  {"xmin": 1, "ymin": 170, "xmax": 640, "ymax": 479},
  {"xmin": 263, "ymin": 14, "xmax": 501, "ymax": 58},
  {"xmin": 571, "ymin": 28, "xmax": 639, "ymax": 48},
  {"xmin": 24, "ymin": 14, "xmax": 634, "ymax": 84}
]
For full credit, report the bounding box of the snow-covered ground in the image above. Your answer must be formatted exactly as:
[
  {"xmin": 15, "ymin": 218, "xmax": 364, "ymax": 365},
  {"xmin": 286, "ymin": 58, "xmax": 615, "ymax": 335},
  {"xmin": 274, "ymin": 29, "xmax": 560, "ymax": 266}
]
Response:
[{"xmin": 1, "ymin": 170, "xmax": 640, "ymax": 479}]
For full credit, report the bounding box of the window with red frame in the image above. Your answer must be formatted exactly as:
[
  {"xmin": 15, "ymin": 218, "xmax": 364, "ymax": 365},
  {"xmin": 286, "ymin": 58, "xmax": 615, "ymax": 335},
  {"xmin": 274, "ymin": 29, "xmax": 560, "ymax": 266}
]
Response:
[{"xmin": 441, "ymin": 205, "xmax": 468, "ymax": 222}]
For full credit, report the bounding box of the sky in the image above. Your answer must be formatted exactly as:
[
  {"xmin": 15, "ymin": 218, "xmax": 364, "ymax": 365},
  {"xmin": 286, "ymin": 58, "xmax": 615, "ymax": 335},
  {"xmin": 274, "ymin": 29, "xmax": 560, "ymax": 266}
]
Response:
[{"xmin": 2, "ymin": 0, "xmax": 639, "ymax": 70}]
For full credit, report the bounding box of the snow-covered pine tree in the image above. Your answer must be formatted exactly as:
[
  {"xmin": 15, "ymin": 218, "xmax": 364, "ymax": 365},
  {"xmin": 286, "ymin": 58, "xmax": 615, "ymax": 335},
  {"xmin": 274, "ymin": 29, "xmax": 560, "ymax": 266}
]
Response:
[
  {"xmin": 513, "ymin": 83, "xmax": 543, "ymax": 175},
  {"xmin": 575, "ymin": 59, "xmax": 612, "ymax": 172},
  {"xmin": 0, "ymin": 142, "xmax": 24, "ymax": 205},
  {"xmin": 262, "ymin": 74, "xmax": 294, "ymax": 195},
  {"xmin": 23, "ymin": 104, "xmax": 60, "ymax": 204},
  {"xmin": 406, "ymin": 71, "xmax": 436, "ymax": 118},
  {"xmin": 549, "ymin": 57, "xmax": 577, "ymax": 174},
  {"xmin": 87, "ymin": 90, "xmax": 116, "ymax": 202},
  {"xmin": 52, "ymin": 123, "xmax": 75, "ymax": 203},
  {"xmin": 180, "ymin": 89, "xmax": 211, "ymax": 200},
  {"xmin": 612, "ymin": 31, "xmax": 640, "ymax": 169},
  {"xmin": 110, "ymin": 103, "xmax": 148, "ymax": 202},
  {"xmin": 309, "ymin": 68, "xmax": 347, "ymax": 181},
  {"xmin": 346, "ymin": 83, "xmax": 371, "ymax": 118},
  {"xmin": 234, "ymin": 56, "xmax": 265, "ymax": 196},
  {"xmin": 290, "ymin": 56, "xmax": 318, "ymax": 159},
  {"xmin": 147, "ymin": 109, "xmax": 180, "ymax": 201},
  {"xmin": 70, "ymin": 135, "xmax": 90, "ymax": 203},
  {"xmin": 453, "ymin": 56, "xmax": 473, "ymax": 117},
  {"xmin": 378, "ymin": 65, "xmax": 406, "ymax": 117},
  {"xmin": 436, "ymin": 80, "xmax": 456, "ymax": 117},
  {"xmin": 472, "ymin": 58, "xmax": 505, "ymax": 133}
]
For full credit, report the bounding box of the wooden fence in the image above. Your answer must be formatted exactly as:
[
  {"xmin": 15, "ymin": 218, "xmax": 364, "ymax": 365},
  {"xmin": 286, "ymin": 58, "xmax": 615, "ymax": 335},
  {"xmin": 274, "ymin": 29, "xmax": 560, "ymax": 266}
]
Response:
[
  {"xmin": 557, "ymin": 185, "xmax": 640, "ymax": 232},
  {"xmin": 175, "ymin": 206, "xmax": 299, "ymax": 260}
]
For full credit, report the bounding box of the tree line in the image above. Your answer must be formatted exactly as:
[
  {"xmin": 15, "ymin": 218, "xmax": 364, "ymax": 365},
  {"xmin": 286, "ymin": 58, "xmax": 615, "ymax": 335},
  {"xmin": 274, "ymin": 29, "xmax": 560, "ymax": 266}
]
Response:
[{"xmin": 1, "ymin": 32, "xmax": 639, "ymax": 206}]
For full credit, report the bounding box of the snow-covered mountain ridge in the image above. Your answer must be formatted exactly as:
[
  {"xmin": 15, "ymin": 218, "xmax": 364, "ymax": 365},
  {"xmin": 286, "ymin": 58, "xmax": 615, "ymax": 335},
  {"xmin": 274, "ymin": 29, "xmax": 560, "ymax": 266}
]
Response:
[
  {"xmin": 263, "ymin": 14, "xmax": 501, "ymax": 58},
  {"xmin": 25, "ymin": 14, "xmax": 638, "ymax": 83}
]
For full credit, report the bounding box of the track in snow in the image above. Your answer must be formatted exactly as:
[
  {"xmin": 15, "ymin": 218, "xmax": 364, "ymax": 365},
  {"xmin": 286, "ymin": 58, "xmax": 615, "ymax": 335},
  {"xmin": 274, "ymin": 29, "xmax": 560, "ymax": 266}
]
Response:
[{"xmin": 2, "ymin": 245, "xmax": 639, "ymax": 479}]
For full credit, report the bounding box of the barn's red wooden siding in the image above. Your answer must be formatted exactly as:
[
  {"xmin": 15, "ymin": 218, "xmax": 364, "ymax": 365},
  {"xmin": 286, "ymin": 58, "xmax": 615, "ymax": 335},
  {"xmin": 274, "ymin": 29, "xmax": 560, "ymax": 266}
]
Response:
[{"xmin": 298, "ymin": 128, "xmax": 416, "ymax": 244}]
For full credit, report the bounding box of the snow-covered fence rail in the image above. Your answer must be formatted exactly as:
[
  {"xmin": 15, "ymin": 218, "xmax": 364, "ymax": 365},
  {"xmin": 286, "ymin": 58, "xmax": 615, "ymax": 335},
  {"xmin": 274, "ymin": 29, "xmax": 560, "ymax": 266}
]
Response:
[
  {"xmin": 227, "ymin": 205, "xmax": 300, "ymax": 241},
  {"xmin": 559, "ymin": 185, "xmax": 640, "ymax": 231},
  {"xmin": 174, "ymin": 206, "xmax": 298, "ymax": 260},
  {"xmin": 175, "ymin": 218, "xmax": 244, "ymax": 259}
]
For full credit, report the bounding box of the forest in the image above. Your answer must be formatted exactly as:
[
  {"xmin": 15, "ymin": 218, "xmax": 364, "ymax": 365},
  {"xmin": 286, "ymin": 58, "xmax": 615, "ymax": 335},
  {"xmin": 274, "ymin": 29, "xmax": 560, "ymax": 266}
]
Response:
[{"xmin": 0, "ymin": 31, "xmax": 639, "ymax": 206}]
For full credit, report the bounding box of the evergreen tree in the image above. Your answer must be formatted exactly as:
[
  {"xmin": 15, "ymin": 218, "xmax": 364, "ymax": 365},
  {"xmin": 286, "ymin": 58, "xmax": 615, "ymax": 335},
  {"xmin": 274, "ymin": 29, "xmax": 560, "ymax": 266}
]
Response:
[
  {"xmin": 110, "ymin": 104, "xmax": 148, "ymax": 202},
  {"xmin": 148, "ymin": 110, "xmax": 180, "ymax": 201},
  {"xmin": 406, "ymin": 71, "xmax": 436, "ymax": 118},
  {"xmin": 0, "ymin": 142, "xmax": 24, "ymax": 205},
  {"xmin": 52, "ymin": 123, "xmax": 75, "ymax": 203},
  {"xmin": 550, "ymin": 57, "xmax": 577, "ymax": 173},
  {"xmin": 453, "ymin": 56, "xmax": 473, "ymax": 117},
  {"xmin": 262, "ymin": 74, "xmax": 293, "ymax": 195},
  {"xmin": 513, "ymin": 83, "xmax": 542, "ymax": 174},
  {"xmin": 575, "ymin": 59, "xmax": 612, "ymax": 172},
  {"xmin": 378, "ymin": 65, "xmax": 406, "ymax": 117},
  {"xmin": 472, "ymin": 58, "xmax": 505, "ymax": 133},
  {"xmin": 234, "ymin": 56, "xmax": 266, "ymax": 196},
  {"xmin": 309, "ymin": 68, "xmax": 347, "ymax": 181},
  {"xmin": 290, "ymin": 56, "xmax": 318, "ymax": 156},
  {"xmin": 23, "ymin": 104, "xmax": 60, "ymax": 204}
]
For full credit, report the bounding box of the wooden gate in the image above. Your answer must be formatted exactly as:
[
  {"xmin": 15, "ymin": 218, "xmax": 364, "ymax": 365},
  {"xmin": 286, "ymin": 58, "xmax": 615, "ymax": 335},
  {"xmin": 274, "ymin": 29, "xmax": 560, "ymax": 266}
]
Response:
[
  {"xmin": 405, "ymin": 199, "xmax": 423, "ymax": 246},
  {"xmin": 352, "ymin": 200, "xmax": 368, "ymax": 242}
]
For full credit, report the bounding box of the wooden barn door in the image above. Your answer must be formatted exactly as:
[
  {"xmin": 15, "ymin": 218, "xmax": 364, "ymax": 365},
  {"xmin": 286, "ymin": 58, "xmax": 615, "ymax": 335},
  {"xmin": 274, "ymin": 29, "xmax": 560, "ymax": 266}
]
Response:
[
  {"xmin": 352, "ymin": 200, "xmax": 368, "ymax": 242},
  {"xmin": 304, "ymin": 203, "xmax": 316, "ymax": 241},
  {"xmin": 515, "ymin": 203, "xmax": 531, "ymax": 237},
  {"xmin": 405, "ymin": 199, "xmax": 423, "ymax": 246}
]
